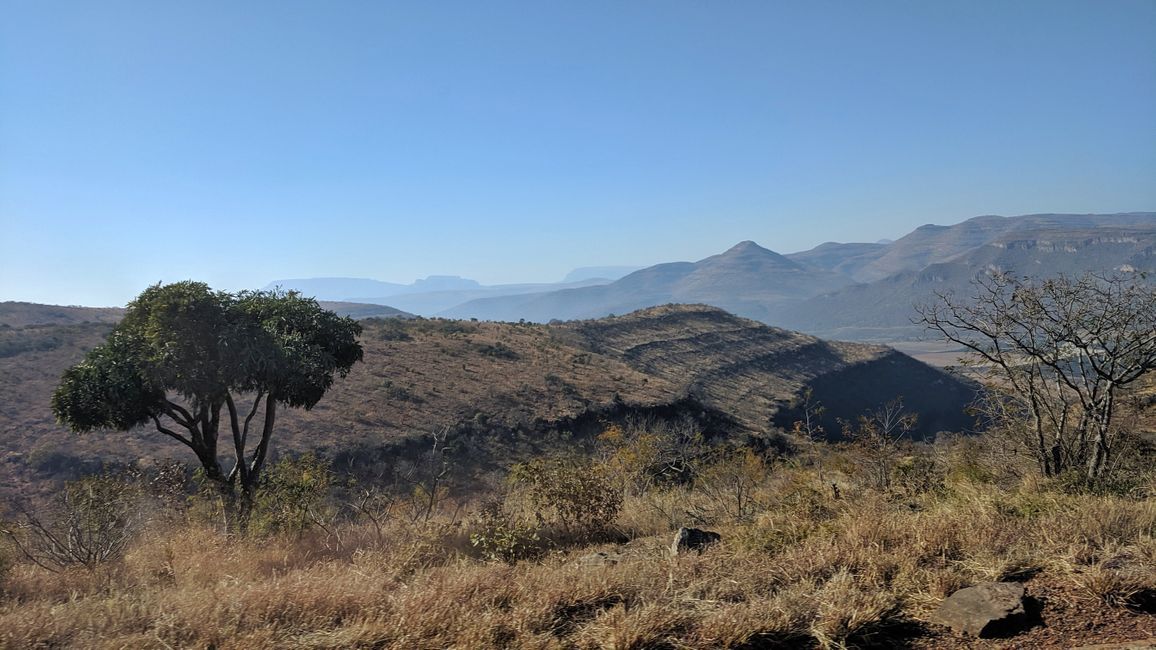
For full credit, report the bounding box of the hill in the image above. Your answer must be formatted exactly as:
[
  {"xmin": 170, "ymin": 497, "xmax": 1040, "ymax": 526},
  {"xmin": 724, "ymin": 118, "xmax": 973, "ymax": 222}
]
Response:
[
  {"xmin": 0, "ymin": 301, "xmax": 125, "ymax": 327},
  {"xmin": 0, "ymin": 303, "xmax": 974, "ymax": 500},
  {"xmin": 315, "ymin": 301, "xmax": 414, "ymax": 320},
  {"xmin": 440, "ymin": 241, "xmax": 854, "ymax": 323}
]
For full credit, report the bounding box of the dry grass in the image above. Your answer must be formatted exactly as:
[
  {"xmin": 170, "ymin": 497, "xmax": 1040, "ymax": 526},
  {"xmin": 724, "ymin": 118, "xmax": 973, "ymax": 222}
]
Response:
[{"xmin": 4, "ymin": 443, "xmax": 1156, "ymax": 650}]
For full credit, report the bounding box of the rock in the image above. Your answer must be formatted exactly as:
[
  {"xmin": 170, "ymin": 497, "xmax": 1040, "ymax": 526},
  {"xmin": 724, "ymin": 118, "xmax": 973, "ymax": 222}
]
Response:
[
  {"xmin": 670, "ymin": 527, "xmax": 721, "ymax": 556},
  {"xmin": 933, "ymin": 582, "xmax": 1029, "ymax": 638}
]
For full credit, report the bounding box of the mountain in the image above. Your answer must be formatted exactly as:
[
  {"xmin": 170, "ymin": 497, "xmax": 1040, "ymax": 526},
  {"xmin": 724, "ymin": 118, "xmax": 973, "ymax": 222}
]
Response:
[
  {"xmin": 0, "ymin": 302, "xmax": 974, "ymax": 500},
  {"xmin": 784, "ymin": 242, "xmax": 888, "ymax": 280},
  {"xmin": 364, "ymin": 279, "xmax": 612, "ymax": 315},
  {"xmin": 562, "ymin": 266, "xmax": 643, "ymax": 283},
  {"xmin": 440, "ymin": 241, "xmax": 854, "ymax": 323},
  {"xmin": 263, "ymin": 277, "xmax": 410, "ymax": 300},
  {"xmin": 779, "ymin": 215, "xmax": 1156, "ymax": 340},
  {"xmin": 797, "ymin": 212, "xmax": 1156, "ymax": 283},
  {"xmin": 434, "ymin": 212, "xmax": 1156, "ymax": 341},
  {"xmin": 0, "ymin": 301, "xmax": 125, "ymax": 328},
  {"xmin": 265, "ymin": 275, "xmax": 618, "ymax": 316}
]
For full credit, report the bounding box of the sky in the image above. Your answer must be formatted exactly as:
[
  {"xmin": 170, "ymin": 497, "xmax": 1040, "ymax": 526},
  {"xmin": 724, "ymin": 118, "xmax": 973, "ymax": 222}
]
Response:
[{"xmin": 1, "ymin": 1, "xmax": 1154, "ymax": 306}]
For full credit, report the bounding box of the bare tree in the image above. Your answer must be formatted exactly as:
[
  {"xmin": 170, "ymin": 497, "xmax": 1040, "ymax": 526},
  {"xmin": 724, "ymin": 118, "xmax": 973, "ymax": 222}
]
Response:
[
  {"xmin": 841, "ymin": 397, "xmax": 918, "ymax": 489},
  {"xmin": 791, "ymin": 387, "xmax": 827, "ymax": 481},
  {"xmin": 916, "ymin": 271, "xmax": 1156, "ymax": 484}
]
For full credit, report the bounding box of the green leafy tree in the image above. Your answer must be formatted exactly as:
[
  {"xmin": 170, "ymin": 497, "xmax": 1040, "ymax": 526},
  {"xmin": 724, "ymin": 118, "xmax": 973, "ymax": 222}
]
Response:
[{"xmin": 51, "ymin": 281, "xmax": 363, "ymax": 525}]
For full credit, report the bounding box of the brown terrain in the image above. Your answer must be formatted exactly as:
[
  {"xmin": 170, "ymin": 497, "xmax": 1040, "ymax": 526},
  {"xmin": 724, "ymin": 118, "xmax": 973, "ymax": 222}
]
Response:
[
  {"xmin": 0, "ymin": 302, "xmax": 973, "ymax": 501},
  {"xmin": 2, "ymin": 301, "xmax": 1155, "ymax": 649}
]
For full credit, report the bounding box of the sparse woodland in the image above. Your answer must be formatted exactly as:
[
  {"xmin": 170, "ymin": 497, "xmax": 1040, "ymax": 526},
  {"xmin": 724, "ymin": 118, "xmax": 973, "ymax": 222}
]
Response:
[
  {"xmin": 3, "ymin": 404, "xmax": 1156, "ymax": 649},
  {"xmin": 2, "ymin": 275, "xmax": 1156, "ymax": 649}
]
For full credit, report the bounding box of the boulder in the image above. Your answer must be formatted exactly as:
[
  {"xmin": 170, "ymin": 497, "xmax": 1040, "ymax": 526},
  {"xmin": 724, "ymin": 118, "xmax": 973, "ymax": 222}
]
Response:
[
  {"xmin": 670, "ymin": 527, "xmax": 721, "ymax": 556},
  {"xmin": 933, "ymin": 582, "xmax": 1030, "ymax": 638}
]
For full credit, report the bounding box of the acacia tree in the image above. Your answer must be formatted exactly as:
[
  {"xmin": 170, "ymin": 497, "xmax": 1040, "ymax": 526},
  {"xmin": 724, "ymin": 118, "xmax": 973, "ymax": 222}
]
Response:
[
  {"xmin": 916, "ymin": 271, "xmax": 1156, "ymax": 483},
  {"xmin": 51, "ymin": 281, "xmax": 363, "ymax": 523}
]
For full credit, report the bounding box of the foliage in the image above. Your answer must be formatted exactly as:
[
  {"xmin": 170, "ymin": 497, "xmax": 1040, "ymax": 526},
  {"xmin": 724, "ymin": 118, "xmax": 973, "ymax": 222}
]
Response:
[
  {"xmin": 2, "ymin": 432, "xmax": 1156, "ymax": 647},
  {"xmin": 469, "ymin": 500, "xmax": 541, "ymax": 564},
  {"xmin": 251, "ymin": 453, "xmax": 334, "ymax": 536},
  {"xmin": 596, "ymin": 416, "xmax": 705, "ymax": 493},
  {"xmin": 50, "ymin": 281, "xmax": 363, "ymax": 525},
  {"xmin": 393, "ymin": 427, "xmax": 457, "ymax": 523},
  {"xmin": 790, "ymin": 386, "xmax": 827, "ymax": 481},
  {"xmin": 918, "ymin": 271, "xmax": 1156, "ymax": 484},
  {"xmin": 474, "ymin": 342, "xmax": 519, "ymax": 360},
  {"xmin": 509, "ymin": 456, "xmax": 622, "ymax": 536}
]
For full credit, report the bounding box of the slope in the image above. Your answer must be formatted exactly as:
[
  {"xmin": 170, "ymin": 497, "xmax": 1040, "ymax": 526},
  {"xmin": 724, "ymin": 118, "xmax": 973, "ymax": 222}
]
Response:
[
  {"xmin": 0, "ymin": 303, "xmax": 974, "ymax": 501},
  {"xmin": 440, "ymin": 241, "xmax": 853, "ymax": 323}
]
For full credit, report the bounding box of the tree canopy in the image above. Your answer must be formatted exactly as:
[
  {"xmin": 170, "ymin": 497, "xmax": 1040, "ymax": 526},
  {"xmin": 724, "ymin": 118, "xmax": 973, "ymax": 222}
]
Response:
[{"xmin": 52, "ymin": 282, "xmax": 363, "ymax": 512}]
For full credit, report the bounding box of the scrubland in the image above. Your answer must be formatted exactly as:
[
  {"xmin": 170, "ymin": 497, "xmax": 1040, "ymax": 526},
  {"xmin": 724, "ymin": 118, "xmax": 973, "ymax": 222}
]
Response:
[{"xmin": 3, "ymin": 425, "xmax": 1155, "ymax": 650}]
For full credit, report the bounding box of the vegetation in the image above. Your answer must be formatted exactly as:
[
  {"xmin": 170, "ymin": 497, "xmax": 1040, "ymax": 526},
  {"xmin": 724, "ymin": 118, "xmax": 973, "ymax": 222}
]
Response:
[
  {"xmin": 2, "ymin": 275, "xmax": 1154, "ymax": 647},
  {"xmin": 918, "ymin": 271, "xmax": 1156, "ymax": 484},
  {"xmin": 49, "ymin": 282, "xmax": 363, "ymax": 525},
  {"xmin": 2, "ymin": 423, "xmax": 1155, "ymax": 648}
]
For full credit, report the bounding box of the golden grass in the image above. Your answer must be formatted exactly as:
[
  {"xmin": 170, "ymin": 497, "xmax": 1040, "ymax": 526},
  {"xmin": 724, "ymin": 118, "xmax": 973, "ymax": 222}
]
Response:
[{"xmin": 3, "ymin": 452, "xmax": 1156, "ymax": 649}]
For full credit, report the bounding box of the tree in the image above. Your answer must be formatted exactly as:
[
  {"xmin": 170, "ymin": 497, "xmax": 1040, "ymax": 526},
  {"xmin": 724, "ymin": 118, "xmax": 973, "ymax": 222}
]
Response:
[
  {"xmin": 51, "ymin": 281, "xmax": 363, "ymax": 524},
  {"xmin": 840, "ymin": 396, "xmax": 917, "ymax": 490},
  {"xmin": 916, "ymin": 271, "xmax": 1156, "ymax": 484},
  {"xmin": 790, "ymin": 386, "xmax": 827, "ymax": 481}
]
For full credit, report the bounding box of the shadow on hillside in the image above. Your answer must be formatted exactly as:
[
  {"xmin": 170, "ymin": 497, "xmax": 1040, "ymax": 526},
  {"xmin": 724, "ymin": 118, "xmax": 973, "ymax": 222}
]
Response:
[{"xmin": 774, "ymin": 344, "xmax": 978, "ymax": 439}]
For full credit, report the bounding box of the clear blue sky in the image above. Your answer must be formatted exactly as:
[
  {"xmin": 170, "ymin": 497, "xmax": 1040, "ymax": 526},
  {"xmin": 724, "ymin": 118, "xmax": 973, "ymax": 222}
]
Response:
[{"xmin": 2, "ymin": 1, "xmax": 1154, "ymax": 306}]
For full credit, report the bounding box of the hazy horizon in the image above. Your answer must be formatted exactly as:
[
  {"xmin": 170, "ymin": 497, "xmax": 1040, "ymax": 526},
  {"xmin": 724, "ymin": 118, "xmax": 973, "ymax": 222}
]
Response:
[{"xmin": 3, "ymin": 1, "xmax": 1154, "ymax": 306}]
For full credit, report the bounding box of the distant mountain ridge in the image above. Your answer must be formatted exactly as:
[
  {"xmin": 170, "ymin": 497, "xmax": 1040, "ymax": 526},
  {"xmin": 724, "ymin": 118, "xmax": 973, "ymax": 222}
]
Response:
[
  {"xmin": 440, "ymin": 241, "xmax": 854, "ymax": 323},
  {"xmin": 261, "ymin": 212, "xmax": 1154, "ymax": 341},
  {"xmin": 436, "ymin": 212, "xmax": 1156, "ymax": 340}
]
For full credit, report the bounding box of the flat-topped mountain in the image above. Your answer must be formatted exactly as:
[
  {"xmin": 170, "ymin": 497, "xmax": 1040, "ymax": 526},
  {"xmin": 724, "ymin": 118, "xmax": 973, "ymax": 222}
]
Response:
[
  {"xmin": 794, "ymin": 212, "xmax": 1156, "ymax": 283},
  {"xmin": 0, "ymin": 302, "xmax": 973, "ymax": 500},
  {"xmin": 780, "ymin": 217, "xmax": 1156, "ymax": 339}
]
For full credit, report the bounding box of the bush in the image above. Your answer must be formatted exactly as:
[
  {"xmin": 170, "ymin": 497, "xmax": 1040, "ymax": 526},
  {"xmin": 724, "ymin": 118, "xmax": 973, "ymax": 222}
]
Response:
[
  {"xmin": 509, "ymin": 456, "xmax": 622, "ymax": 538},
  {"xmin": 468, "ymin": 500, "xmax": 541, "ymax": 564},
  {"xmin": 694, "ymin": 448, "xmax": 769, "ymax": 522},
  {"xmin": 251, "ymin": 453, "xmax": 334, "ymax": 536},
  {"xmin": 1, "ymin": 471, "xmax": 144, "ymax": 571}
]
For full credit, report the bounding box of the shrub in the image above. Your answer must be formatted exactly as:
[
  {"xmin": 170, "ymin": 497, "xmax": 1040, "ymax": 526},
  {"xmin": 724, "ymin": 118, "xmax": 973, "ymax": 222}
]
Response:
[
  {"xmin": 468, "ymin": 500, "xmax": 541, "ymax": 564},
  {"xmin": 251, "ymin": 453, "xmax": 334, "ymax": 536},
  {"xmin": 694, "ymin": 448, "xmax": 769, "ymax": 522},
  {"xmin": 1, "ymin": 471, "xmax": 144, "ymax": 571},
  {"xmin": 509, "ymin": 456, "xmax": 622, "ymax": 538}
]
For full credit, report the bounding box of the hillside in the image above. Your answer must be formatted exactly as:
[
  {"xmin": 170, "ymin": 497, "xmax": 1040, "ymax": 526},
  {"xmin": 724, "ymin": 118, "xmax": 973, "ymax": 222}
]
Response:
[
  {"xmin": 0, "ymin": 303, "xmax": 974, "ymax": 501},
  {"xmin": 440, "ymin": 241, "xmax": 854, "ymax": 323},
  {"xmin": 0, "ymin": 301, "xmax": 124, "ymax": 327},
  {"xmin": 315, "ymin": 301, "xmax": 415, "ymax": 320},
  {"xmin": 780, "ymin": 222, "xmax": 1156, "ymax": 340}
]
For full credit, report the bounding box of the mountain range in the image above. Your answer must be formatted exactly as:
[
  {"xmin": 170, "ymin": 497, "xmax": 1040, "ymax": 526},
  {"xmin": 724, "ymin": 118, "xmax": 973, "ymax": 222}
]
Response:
[{"xmin": 272, "ymin": 212, "xmax": 1152, "ymax": 341}]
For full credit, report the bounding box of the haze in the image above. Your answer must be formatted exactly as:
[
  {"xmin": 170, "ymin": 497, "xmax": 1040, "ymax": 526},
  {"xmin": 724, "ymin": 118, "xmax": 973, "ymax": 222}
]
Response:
[{"xmin": 2, "ymin": 1, "xmax": 1154, "ymax": 306}]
